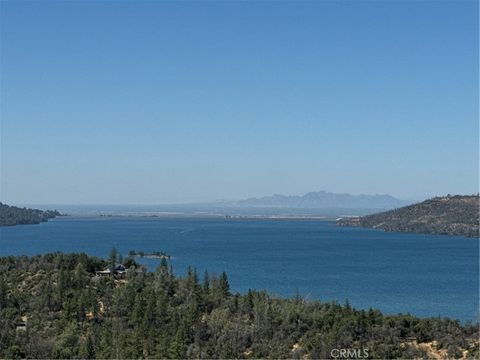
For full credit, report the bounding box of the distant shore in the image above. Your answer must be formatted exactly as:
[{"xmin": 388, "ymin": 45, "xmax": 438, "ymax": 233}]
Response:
[{"xmin": 89, "ymin": 213, "xmax": 336, "ymax": 221}]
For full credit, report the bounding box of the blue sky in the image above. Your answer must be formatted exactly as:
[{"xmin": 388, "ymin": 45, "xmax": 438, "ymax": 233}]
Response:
[{"xmin": 1, "ymin": 1, "xmax": 478, "ymax": 204}]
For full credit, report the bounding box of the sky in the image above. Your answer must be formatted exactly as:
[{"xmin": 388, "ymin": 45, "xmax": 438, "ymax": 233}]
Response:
[{"xmin": 0, "ymin": 1, "xmax": 478, "ymax": 205}]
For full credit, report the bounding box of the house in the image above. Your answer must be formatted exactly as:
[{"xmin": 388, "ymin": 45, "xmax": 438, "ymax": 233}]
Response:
[
  {"xmin": 95, "ymin": 264, "xmax": 127, "ymax": 278},
  {"xmin": 16, "ymin": 322, "xmax": 27, "ymax": 332},
  {"xmin": 16, "ymin": 316, "xmax": 28, "ymax": 331}
]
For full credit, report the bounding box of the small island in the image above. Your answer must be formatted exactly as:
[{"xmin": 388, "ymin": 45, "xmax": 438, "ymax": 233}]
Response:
[
  {"xmin": 0, "ymin": 203, "xmax": 62, "ymax": 226},
  {"xmin": 128, "ymin": 250, "xmax": 171, "ymax": 259},
  {"xmin": 338, "ymin": 194, "xmax": 479, "ymax": 238}
]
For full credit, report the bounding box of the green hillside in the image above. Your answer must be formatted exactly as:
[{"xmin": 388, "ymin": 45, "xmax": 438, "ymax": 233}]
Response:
[{"xmin": 0, "ymin": 252, "xmax": 478, "ymax": 359}]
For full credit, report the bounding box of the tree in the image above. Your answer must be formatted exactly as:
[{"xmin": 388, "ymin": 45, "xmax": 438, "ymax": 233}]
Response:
[
  {"xmin": 203, "ymin": 270, "xmax": 210, "ymax": 293},
  {"xmin": 79, "ymin": 332, "xmax": 95, "ymax": 359},
  {"xmin": 0, "ymin": 277, "xmax": 8, "ymax": 311},
  {"xmin": 219, "ymin": 271, "xmax": 230, "ymax": 297}
]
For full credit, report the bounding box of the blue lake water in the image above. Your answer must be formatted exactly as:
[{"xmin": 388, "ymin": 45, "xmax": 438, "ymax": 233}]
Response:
[{"xmin": 0, "ymin": 217, "xmax": 478, "ymax": 322}]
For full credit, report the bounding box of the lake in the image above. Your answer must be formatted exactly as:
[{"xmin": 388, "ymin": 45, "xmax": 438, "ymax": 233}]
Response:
[{"xmin": 0, "ymin": 217, "xmax": 478, "ymax": 322}]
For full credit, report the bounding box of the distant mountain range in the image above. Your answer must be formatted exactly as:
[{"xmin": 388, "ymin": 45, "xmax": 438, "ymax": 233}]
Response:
[
  {"xmin": 338, "ymin": 195, "xmax": 479, "ymax": 237},
  {"xmin": 231, "ymin": 191, "xmax": 410, "ymax": 210},
  {"xmin": 13, "ymin": 192, "xmax": 412, "ymax": 219}
]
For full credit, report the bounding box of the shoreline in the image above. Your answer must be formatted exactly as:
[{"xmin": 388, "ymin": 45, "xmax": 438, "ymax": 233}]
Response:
[{"xmin": 51, "ymin": 213, "xmax": 338, "ymax": 221}]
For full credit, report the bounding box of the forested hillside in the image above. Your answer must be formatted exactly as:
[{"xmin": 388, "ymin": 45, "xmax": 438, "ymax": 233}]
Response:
[
  {"xmin": 0, "ymin": 203, "xmax": 61, "ymax": 226},
  {"xmin": 338, "ymin": 195, "xmax": 479, "ymax": 237},
  {"xmin": 0, "ymin": 252, "xmax": 478, "ymax": 359}
]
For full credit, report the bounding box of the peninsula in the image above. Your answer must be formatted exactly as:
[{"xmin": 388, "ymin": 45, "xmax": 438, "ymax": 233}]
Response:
[
  {"xmin": 0, "ymin": 203, "xmax": 61, "ymax": 226},
  {"xmin": 337, "ymin": 195, "xmax": 479, "ymax": 237}
]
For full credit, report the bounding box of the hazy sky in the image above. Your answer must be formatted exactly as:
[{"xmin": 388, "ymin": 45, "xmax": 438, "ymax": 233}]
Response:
[{"xmin": 1, "ymin": 1, "xmax": 478, "ymax": 205}]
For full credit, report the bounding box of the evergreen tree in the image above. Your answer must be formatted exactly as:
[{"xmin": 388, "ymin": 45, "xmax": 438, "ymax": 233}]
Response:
[
  {"xmin": 219, "ymin": 271, "xmax": 230, "ymax": 297},
  {"xmin": 203, "ymin": 270, "xmax": 210, "ymax": 292},
  {"xmin": 0, "ymin": 277, "xmax": 8, "ymax": 311}
]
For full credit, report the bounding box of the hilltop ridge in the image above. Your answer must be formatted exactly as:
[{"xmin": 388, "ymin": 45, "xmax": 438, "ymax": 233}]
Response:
[{"xmin": 338, "ymin": 195, "xmax": 479, "ymax": 237}]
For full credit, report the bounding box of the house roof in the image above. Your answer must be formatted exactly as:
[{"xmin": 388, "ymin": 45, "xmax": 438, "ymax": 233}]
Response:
[{"xmin": 96, "ymin": 264, "xmax": 127, "ymax": 274}]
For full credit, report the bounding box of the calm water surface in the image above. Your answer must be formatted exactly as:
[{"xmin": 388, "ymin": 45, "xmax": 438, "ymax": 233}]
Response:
[{"xmin": 0, "ymin": 217, "xmax": 478, "ymax": 322}]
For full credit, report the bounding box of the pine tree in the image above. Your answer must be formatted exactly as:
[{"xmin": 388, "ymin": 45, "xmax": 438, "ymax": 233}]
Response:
[
  {"xmin": 203, "ymin": 270, "xmax": 210, "ymax": 292},
  {"xmin": 0, "ymin": 278, "xmax": 8, "ymax": 311},
  {"xmin": 219, "ymin": 271, "xmax": 230, "ymax": 298}
]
